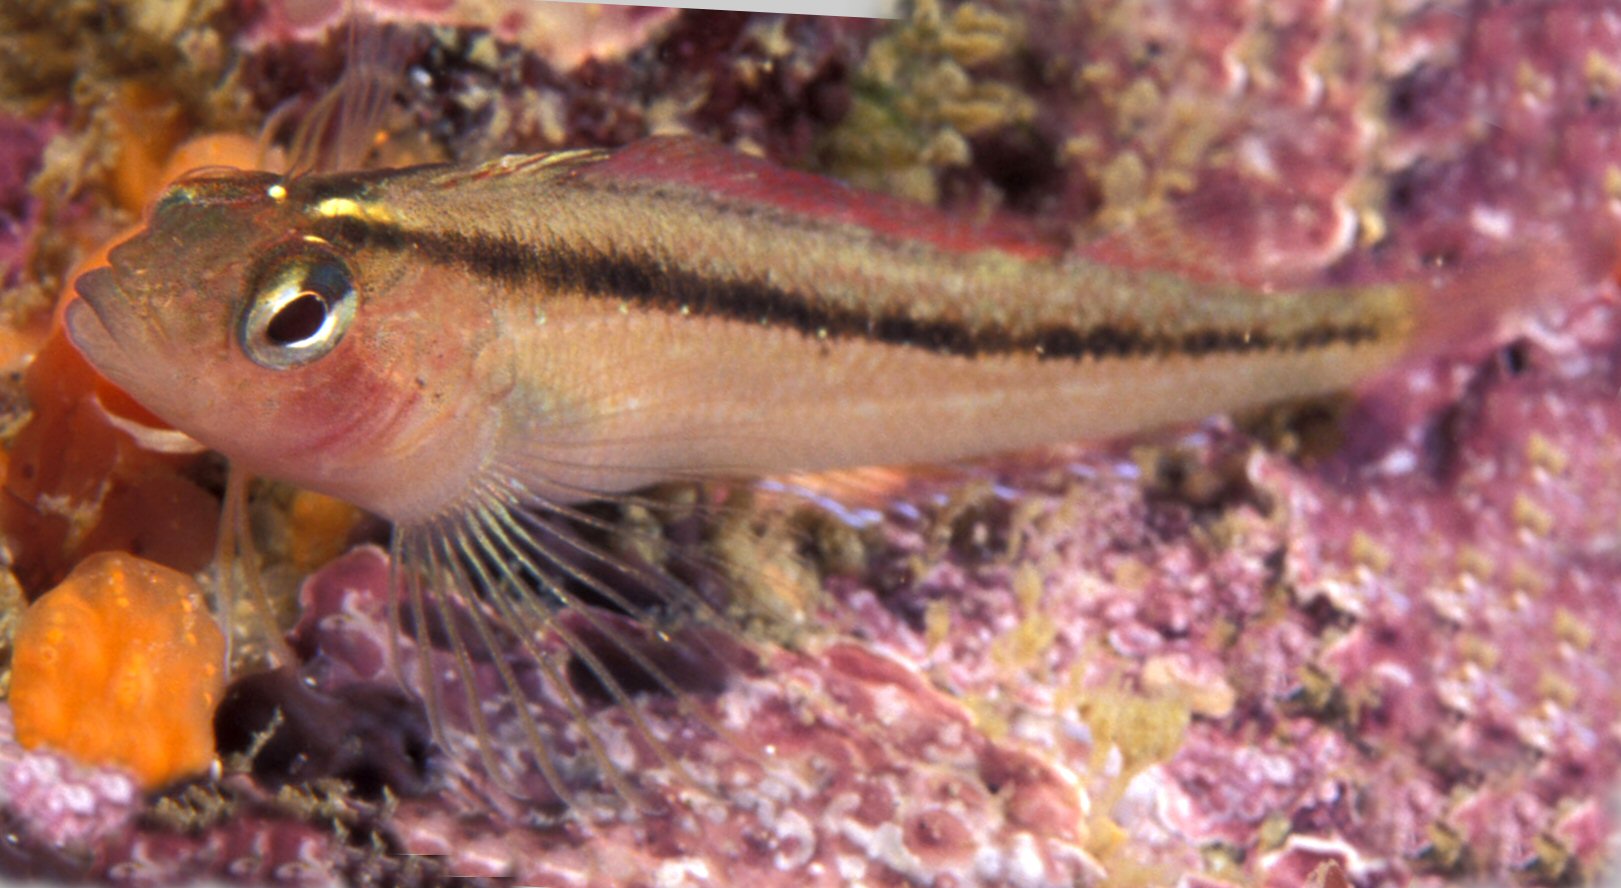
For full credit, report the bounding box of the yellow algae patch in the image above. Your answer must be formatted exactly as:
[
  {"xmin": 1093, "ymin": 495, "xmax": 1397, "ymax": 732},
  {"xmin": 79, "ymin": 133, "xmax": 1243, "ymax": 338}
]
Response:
[
  {"xmin": 1080, "ymin": 687, "xmax": 1190, "ymax": 781},
  {"xmin": 286, "ymin": 490, "xmax": 363, "ymax": 572},
  {"xmin": 10, "ymin": 552, "xmax": 224, "ymax": 788},
  {"xmin": 990, "ymin": 564, "xmax": 1058, "ymax": 675}
]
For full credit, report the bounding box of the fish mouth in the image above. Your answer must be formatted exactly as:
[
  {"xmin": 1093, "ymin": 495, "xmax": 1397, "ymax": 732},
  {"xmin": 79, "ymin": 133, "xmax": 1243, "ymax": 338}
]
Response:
[{"xmin": 64, "ymin": 270, "xmax": 194, "ymax": 433}]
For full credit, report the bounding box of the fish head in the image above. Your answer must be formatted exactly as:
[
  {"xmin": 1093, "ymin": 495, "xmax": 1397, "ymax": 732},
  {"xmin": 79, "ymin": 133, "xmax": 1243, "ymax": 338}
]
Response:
[{"xmin": 64, "ymin": 168, "xmax": 504, "ymax": 522}]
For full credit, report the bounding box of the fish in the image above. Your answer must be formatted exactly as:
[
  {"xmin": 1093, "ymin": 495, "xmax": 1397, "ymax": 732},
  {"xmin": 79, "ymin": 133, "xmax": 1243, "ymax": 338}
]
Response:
[{"xmin": 58, "ymin": 133, "xmax": 1551, "ymax": 809}]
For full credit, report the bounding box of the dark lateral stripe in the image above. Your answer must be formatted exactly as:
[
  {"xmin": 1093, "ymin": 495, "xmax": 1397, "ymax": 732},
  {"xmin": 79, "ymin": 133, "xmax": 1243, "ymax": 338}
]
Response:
[{"xmin": 311, "ymin": 216, "xmax": 1386, "ymax": 362}]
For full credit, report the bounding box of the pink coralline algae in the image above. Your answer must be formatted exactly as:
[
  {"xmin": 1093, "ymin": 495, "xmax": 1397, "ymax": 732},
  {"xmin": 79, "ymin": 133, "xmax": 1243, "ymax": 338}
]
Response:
[
  {"xmin": 238, "ymin": 0, "xmax": 682, "ymax": 71},
  {"xmin": 3, "ymin": 0, "xmax": 1621, "ymax": 886},
  {"xmin": 0, "ymin": 707, "xmax": 138, "ymax": 867},
  {"xmin": 0, "ymin": 113, "xmax": 54, "ymax": 294},
  {"xmin": 276, "ymin": 545, "xmax": 1102, "ymax": 885}
]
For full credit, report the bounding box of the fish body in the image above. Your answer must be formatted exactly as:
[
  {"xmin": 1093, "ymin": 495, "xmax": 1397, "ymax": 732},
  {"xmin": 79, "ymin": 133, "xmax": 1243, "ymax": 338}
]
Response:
[
  {"xmin": 67, "ymin": 136, "xmax": 1414, "ymax": 526},
  {"xmin": 64, "ymin": 135, "xmax": 1431, "ymax": 804}
]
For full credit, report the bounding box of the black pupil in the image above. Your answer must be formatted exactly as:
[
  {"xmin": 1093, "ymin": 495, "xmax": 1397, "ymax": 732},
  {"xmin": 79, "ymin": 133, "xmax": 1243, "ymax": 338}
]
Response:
[{"xmin": 266, "ymin": 292, "xmax": 328, "ymax": 345}]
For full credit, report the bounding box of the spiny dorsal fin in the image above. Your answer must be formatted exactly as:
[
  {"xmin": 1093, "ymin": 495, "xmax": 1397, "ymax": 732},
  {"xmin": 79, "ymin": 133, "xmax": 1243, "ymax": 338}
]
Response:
[{"xmin": 580, "ymin": 136, "xmax": 1065, "ymax": 261}]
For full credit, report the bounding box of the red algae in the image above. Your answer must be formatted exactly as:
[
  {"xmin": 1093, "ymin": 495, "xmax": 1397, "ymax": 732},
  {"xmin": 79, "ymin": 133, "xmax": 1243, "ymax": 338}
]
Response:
[
  {"xmin": 10, "ymin": 551, "xmax": 224, "ymax": 789},
  {"xmin": 1, "ymin": 329, "xmax": 217, "ymax": 597}
]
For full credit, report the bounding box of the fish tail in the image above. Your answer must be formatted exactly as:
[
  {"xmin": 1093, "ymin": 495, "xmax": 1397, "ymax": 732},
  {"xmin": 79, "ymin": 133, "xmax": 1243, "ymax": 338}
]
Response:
[{"xmin": 1407, "ymin": 221, "xmax": 1620, "ymax": 358}]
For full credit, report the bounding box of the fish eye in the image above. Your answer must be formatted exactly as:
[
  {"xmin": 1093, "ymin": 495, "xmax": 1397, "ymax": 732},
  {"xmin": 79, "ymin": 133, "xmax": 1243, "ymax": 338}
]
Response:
[{"xmin": 239, "ymin": 247, "xmax": 357, "ymax": 369}]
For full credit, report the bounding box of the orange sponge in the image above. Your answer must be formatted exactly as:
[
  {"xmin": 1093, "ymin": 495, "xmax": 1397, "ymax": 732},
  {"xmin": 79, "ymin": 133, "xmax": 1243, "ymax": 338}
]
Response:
[{"xmin": 10, "ymin": 552, "xmax": 225, "ymax": 788}]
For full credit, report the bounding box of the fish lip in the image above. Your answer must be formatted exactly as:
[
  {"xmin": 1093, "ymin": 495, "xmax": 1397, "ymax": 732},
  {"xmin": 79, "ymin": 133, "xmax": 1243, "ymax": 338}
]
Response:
[
  {"xmin": 62, "ymin": 296, "xmax": 117, "ymax": 360},
  {"xmin": 72, "ymin": 265, "xmax": 120, "ymax": 318},
  {"xmin": 62, "ymin": 270, "xmax": 132, "ymax": 368}
]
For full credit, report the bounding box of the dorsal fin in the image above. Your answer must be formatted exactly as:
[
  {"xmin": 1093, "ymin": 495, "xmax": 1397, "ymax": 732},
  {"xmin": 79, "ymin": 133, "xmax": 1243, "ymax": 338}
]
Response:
[
  {"xmin": 268, "ymin": 13, "xmax": 407, "ymax": 178},
  {"xmin": 579, "ymin": 136, "xmax": 1065, "ymax": 261}
]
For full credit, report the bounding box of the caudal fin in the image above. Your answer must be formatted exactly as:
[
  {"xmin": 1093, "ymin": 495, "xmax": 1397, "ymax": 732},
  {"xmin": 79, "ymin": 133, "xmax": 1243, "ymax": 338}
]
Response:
[{"xmin": 1407, "ymin": 220, "xmax": 1620, "ymax": 358}]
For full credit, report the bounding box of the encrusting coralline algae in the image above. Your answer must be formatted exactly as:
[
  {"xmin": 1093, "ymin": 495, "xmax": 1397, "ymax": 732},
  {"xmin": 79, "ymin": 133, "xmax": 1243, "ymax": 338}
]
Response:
[{"xmin": 0, "ymin": 1, "xmax": 1618, "ymax": 885}]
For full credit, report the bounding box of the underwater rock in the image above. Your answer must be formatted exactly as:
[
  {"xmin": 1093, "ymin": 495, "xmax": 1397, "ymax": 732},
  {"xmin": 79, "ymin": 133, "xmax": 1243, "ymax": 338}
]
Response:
[
  {"xmin": 0, "ymin": 1, "xmax": 1618, "ymax": 885},
  {"xmin": 280, "ymin": 546, "xmax": 1100, "ymax": 884},
  {"xmin": 0, "ymin": 705, "xmax": 138, "ymax": 866}
]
